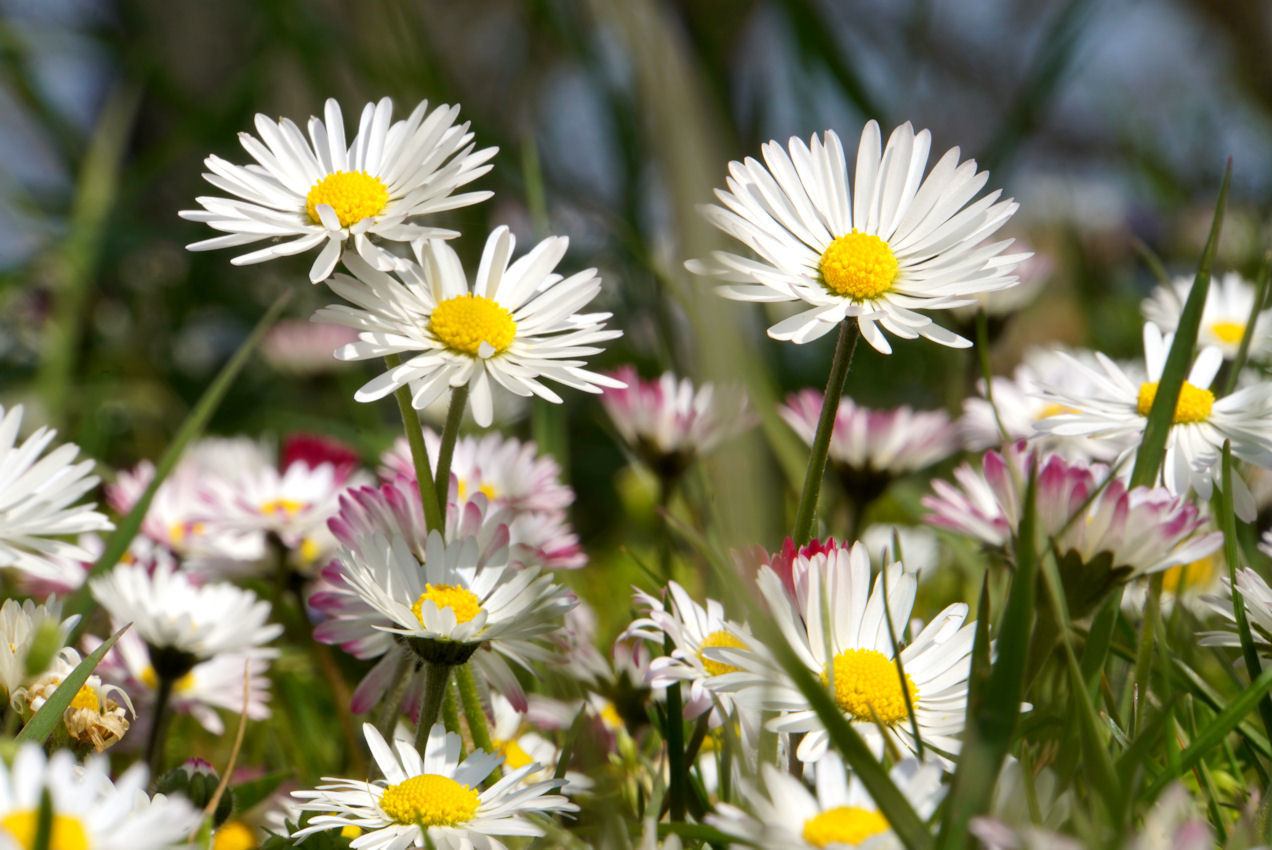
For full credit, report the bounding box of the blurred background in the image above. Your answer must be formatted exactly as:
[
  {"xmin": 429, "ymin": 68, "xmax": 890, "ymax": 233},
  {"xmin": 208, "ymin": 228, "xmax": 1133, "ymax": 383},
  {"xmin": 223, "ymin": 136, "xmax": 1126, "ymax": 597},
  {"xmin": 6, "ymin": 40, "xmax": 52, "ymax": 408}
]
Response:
[{"xmin": 0, "ymin": 0, "xmax": 1270, "ymax": 595}]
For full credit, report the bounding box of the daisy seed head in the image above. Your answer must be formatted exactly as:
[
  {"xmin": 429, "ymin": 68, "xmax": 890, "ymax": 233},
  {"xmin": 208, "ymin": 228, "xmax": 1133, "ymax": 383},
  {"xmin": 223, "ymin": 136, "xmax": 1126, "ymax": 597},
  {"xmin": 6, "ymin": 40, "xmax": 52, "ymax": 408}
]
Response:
[
  {"xmin": 1136, "ymin": 380, "xmax": 1214, "ymax": 423},
  {"xmin": 819, "ymin": 230, "xmax": 899, "ymax": 300},
  {"xmin": 697, "ymin": 630, "xmax": 746, "ymax": 677},
  {"xmin": 802, "ymin": 805, "xmax": 890, "ymax": 847},
  {"xmin": 378, "ymin": 774, "xmax": 479, "ymax": 827},
  {"xmin": 304, "ymin": 170, "xmax": 389, "ymax": 227},
  {"xmin": 429, "ymin": 294, "xmax": 517, "ymax": 356},
  {"xmin": 821, "ymin": 648, "xmax": 918, "ymax": 725}
]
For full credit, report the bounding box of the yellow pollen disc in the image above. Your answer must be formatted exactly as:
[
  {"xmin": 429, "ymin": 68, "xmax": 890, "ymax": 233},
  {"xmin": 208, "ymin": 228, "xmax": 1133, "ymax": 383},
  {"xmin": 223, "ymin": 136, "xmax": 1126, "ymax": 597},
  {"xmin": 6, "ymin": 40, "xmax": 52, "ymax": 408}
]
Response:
[
  {"xmin": 212, "ymin": 820, "xmax": 257, "ymax": 850},
  {"xmin": 168, "ymin": 521, "xmax": 205, "ymax": 546},
  {"xmin": 68, "ymin": 684, "xmax": 99, "ymax": 712},
  {"xmin": 412, "ymin": 584, "xmax": 483, "ymax": 625},
  {"xmin": 819, "ymin": 230, "xmax": 899, "ymax": 300},
  {"xmin": 802, "ymin": 806, "xmax": 890, "ymax": 847},
  {"xmin": 697, "ymin": 630, "xmax": 747, "ymax": 677},
  {"xmin": 1162, "ymin": 554, "xmax": 1219, "ymax": 594},
  {"xmin": 260, "ymin": 498, "xmax": 306, "ymax": 517},
  {"xmin": 305, "ymin": 170, "xmax": 389, "ymax": 227},
  {"xmin": 457, "ymin": 479, "xmax": 498, "ymax": 502},
  {"xmin": 1, "ymin": 810, "xmax": 90, "ymax": 850},
  {"xmin": 378, "ymin": 774, "xmax": 480, "ymax": 827},
  {"xmin": 340, "ymin": 825, "xmax": 363, "ymax": 839},
  {"xmin": 298, "ymin": 538, "xmax": 322, "ymax": 564},
  {"xmin": 429, "ymin": 294, "xmax": 517, "ymax": 357},
  {"xmin": 498, "ymin": 738, "xmax": 534, "ymax": 770},
  {"xmin": 1136, "ymin": 381, "xmax": 1214, "ymax": 424},
  {"xmin": 598, "ymin": 701, "xmax": 624, "ymax": 732},
  {"xmin": 141, "ymin": 666, "xmax": 197, "ymax": 693},
  {"xmin": 1210, "ymin": 321, "xmax": 1246, "ymax": 344},
  {"xmin": 820, "ymin": 648, "xmax": 918, "ymax": 724}
]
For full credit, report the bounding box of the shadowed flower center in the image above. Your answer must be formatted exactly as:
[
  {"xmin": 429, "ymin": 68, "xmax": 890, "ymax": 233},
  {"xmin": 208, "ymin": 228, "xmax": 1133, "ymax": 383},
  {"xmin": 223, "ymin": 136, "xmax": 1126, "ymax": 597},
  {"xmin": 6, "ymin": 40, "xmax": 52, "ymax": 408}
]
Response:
[
  {"xmin": 820, "ymin": 648, "xmax": 918, "ymax": 724},
  {"xmin": 697, "ymin": 629, "xmax": 747, "ymax": 677},
  {"xmin": 305, "ymin": 171, "xmax": 389, "ymax": 227},
  {"xmin": 430, "ymin": 295, "xmax": 517, "ymax": 357},
  {"xmin": 378, "ymin": 774, "xmax": 479, "ymax": 827},
  {"xmin": 412, "ymin": 584, "xmax": 482, "ymax": 626},
  {"xmin": 1162, "ymin": 554, "xmax": 1218, "ymax": 594},
  {"xmin": 1, "ymin": 810, "xmax": 89, "ymax": 850},
  {"xmin": 819, "ymin": 231, "xmax": 899, "ymax": 300},
  {"xmin": 141, "ymin": 666, "xmax": 196, "ymax": 693},
  {"xmin": 1209, "ymin": 320, "xmax": 1245, "ymax": 344},
  {"xmin": 802, "ymin": 806, "xmax": 890, "ymax": 847},
  {"xmin": 1136, "ymin": 381, "xmax": 1214, "ymax": 423}
]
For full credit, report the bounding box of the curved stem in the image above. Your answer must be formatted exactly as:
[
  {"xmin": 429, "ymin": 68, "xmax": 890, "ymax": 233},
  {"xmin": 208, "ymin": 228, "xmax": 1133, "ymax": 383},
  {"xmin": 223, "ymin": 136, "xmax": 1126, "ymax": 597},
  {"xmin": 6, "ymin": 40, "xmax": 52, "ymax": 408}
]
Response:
[
  {"xmin": 791, "ymin": 320, "xmax": 860, "ymax": 545},
  {"xmin": 456, "ymin": 664, "xmax": 496, "ymax": 758},
  {"xmin": 434, "ymin": 384, "xmax": 470, "ymax": 518},
  {"xmin": 384, "ymin": 353, "xmax": 445, "ymax": 534},
  {"xmin": 415, "ymin": 662, "xmax": 452, "ymax": 751},
  {"xmin": 146, "ymin": 672, "xmax": 176, "ymax": 780}
]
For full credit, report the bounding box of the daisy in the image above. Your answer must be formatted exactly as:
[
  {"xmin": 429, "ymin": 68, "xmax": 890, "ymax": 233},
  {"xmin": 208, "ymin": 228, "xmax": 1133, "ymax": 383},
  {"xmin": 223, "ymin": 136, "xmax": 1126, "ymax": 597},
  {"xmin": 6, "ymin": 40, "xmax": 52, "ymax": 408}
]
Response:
[
  {"xmin": 600, "ymin": 367, "xmax": 755, "ymax": 471},
  {"xmin": 711, "ymin": 539, "xmax": 975, "ymax": 766},
  {"xmin": 291, "ymin": 723, "xmax": 575, "ymax": 850},
  {"xmin": 0, "ymin": 404, "xmax": 114, "ymax": 576},
  {"xmin": 1199, "ymin": 567, "xmax": 1272, "ymax": 658},
  {"xmin": 0, "ymin": 744, "xmax": 200, "ymax": 850},
  {"xmin": 708, "ymin": 753, "xmax": 944, "ymax": 849},
  {"xmin": 1142, "ymin": 271, "xmax": 1272, "ymax": 360},
  {"xmin": 89, "ymin": 562, "xmax": 282, "ymax": 662},
  {"xmin": 0, "ymin": 597, "xmax": 78, "ymax": 699},
  {"xmin": 1034, "ymin": 322, "xmax": 1272, "ymax": 521},
  {"xmin": 11, "ymin": 647, "xmax": 133, "ymax": 752},
  {"xmin": 181, "ymin": 97, "xmax": 496, "ymax": 282},
  {"xmin": 688, "ymin": 121, "xmax": 1024, "ymax": 353},
  {"xmin": 314, "ymin": 225, "xmax": 624, "ymax": 427}
]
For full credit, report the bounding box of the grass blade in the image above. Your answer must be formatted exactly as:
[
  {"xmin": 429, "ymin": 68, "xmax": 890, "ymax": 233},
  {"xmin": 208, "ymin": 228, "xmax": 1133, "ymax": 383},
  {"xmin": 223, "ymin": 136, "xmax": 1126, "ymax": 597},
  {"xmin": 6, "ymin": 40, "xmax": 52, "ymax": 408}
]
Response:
[{"xmin": 16, "ymin": 623, "xmax": 129, "ymax": 744}]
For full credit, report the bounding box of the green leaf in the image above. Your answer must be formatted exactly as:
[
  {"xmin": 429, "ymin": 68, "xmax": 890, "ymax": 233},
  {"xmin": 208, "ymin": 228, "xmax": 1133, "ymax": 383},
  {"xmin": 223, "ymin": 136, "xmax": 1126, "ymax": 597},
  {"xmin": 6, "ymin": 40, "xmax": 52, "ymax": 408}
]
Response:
[
  {"xmin": 16, "ymin": 623, "xmax": 129, "ymax": 744},
  {"xmin": 1129, "ymin": 161, "xmax": 1231, "ymax": 488}
]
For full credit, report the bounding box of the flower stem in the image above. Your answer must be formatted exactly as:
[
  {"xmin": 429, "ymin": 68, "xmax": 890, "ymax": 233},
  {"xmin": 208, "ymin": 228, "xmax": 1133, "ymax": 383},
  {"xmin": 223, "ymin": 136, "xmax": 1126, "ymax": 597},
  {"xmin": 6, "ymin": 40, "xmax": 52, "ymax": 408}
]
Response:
[
  {"xmin": 442, "ymin": 679, "xmax": 463, "ymax": 738},
  {"xmin": 791, "ymin": 320, "xmax": 860, "ymax": 545},
  {"xmin": 384, "ymin": 353, "xmax": 445, "ymax": 534},
  {"xmin": 375, "ymin": 652, "xmax": 414, "ymax": 741},
  {"xmin": 434, "ymin": 384, "xmax": 470, "ymax": 516},
  {"xmin": 456, "ymin": 664, "xmax": 496, "ymax": 759},
  {"xmin": 416, "ymin": 662, "xmax": 452, "ymax": 751},
  {"xmin": 664, "ymin": 637, "xmax": 687, "ymax": 822},
  {"xmin": 146, "ymin": 672, "xmax": 176, "ymax": 780}
]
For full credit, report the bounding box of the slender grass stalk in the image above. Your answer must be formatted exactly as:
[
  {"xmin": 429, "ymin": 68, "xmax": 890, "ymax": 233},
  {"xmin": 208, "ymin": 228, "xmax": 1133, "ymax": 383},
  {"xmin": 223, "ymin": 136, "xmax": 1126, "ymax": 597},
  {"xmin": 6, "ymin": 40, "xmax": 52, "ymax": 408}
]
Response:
[
  {"xmin": 146, "ymin": 671, "xmax": 177, "ymax": 780},
  {"xmin": 416, "ymin": 662, "xmax": 452, "ymax": 750},
  {"xmin": 792, "ymin": 320, "xmax": 859, "ymax": 545},
  {"xmin": 974, "ymin": 308, "xmax": 1010, "ymax": 444},
  {"xmin": 375, "ymin": 653, "xmax": 413, "ymax": 741},
  {"xmin": 384, "ymin": 352, "xmax": 445, "ymax": 534},
  {"xmin": 433, "ymin": 385, "xmax": 469, "ymax": 514}
]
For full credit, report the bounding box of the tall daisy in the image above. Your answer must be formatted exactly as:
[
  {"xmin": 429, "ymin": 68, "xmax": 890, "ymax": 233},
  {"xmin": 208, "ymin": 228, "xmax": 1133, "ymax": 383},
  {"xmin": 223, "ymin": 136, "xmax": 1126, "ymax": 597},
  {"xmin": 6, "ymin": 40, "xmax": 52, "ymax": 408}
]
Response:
[
  {"xmin": 711, "ymin": 540, "xmax": 976, "ymax": 767},
  {"xmin": 688, "ymin": 121, "xmax": 1024, "ymax": 352},
  {"xmin": 1142, "ymin": 271, "xmax": 1272, "ymax": 361},
  {"xmin": 181, "ymin": 97, "xmax": 496, "ymax": 282},
  {"xmin": 291, "ymin": 723, "xmax": 575, "ymax": 850},
  {"xmin": 1034, "ymin": 322, "xmax": 1272, "ymax": 521},
  {"xmin": 0, "ymin": 404, "xmax": 114, "ymax": 576},
  {"xmin": 0, "ymin": 597, "xmax": 79, "ymax": 700},
  {"xmin": 315, "ymin": 226, "xmax": 624, "ymax": 427}
]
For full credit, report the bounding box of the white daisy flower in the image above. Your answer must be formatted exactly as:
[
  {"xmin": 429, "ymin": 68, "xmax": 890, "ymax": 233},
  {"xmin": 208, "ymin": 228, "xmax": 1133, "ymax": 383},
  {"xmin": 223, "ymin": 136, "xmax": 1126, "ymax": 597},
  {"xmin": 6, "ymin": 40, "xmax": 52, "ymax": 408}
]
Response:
[
  {"xmin": 711, "ymin": 540, "xmax": 975, "ymax": 767},
  {"xmin": 0, "ymin": 597, "xmax": 78, "ymax": 699},
  {"xmin": 1034, "ymin": 322, "xmax": 1272, "ymax": 521},
  {"xmin": 1142, "ymin": 271, "xmax": 1272, "ymax": 360},
  {"xmin": 689, "ymin": 121, "xmax": 1024, "ymax": 353},
  {"xmin": 12, "ymin": 647, "xmax": 133, "ymax": 752},
  {"xmin": 0, "ymin": 744, "xmax": 200, "ymax": 850},
  {"xmin": 181, "ymin": 97, "xmax": 496, "ymax": 282},
  {"xmin": 0, "ymin": 404, "xmax": 114, "ymax": 576},
  {"xmin": 708, "ymin": 752, "xmax": 944, "ymax": 849},
  {"xmin": 315, "ymin": 225, "xmax": 624, "ymax": 427},
  {"xmin": 89, "ymin": 561, "xmax": 282, "ymax": 661},
  {"xmin": 291, "ymin": 722, "xmax": 575, "ymax": 850}
]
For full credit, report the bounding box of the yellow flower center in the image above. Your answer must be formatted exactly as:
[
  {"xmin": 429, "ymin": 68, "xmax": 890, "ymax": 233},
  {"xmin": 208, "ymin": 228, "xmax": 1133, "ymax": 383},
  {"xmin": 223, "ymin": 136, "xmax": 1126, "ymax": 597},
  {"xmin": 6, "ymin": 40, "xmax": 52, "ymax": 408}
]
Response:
[
  {"xmin": 819, "ymin": 230, "xmax": 899, "ymax": 300},
  {"xmin": 305, "ymin": 170, "xmax": 389, "ymax": 228},
  {"xmin": 140, "ymin": 666, "xmax": 197, "ymax": 693},
  {"xmin": 457, "ymin": 479, "xmax": 497, "ymax": 502},
  {"xmin": 1162, "ymin": 554, "xmax": 1219, "ymax": 594},
  {"xmin": 598, "ymin": 700, "xmax": 624, "ymax": 732},
  {"xmin": 412, "ymin": 584, "xmax": 482, "ymax": 626},
  {"xmin": 168, "ymin": 521, "xmax": 205, "ymax": 547},
  {"xmin": 802, "ymin": 806, "xmax": 890, "ymax": 847},
  {"xmin": 212, "ymin": 820, "xmax": 257, "ymax": 850},
  {"xmin": 68, "ymin": 684, "xmax": 99, "ymax": 712},
  {"xmin": 820, "ymin": 648, "xmax": 918, "ymax": 724},
  {"xmin": 498, "ymin": 738, "xmax": 534, "ymax": 770},
  {"xmin": 429, "ymin": 295, "xmax": 517, "ymax": 356},
  {"xmin": 260, "ymin": 499, "xmax": 306, "ymax": 517},
  {"xmin": 697, "ymin": 629, "xmax": 747, "ymax": 677},
  {"xmin": 378, "ymin": 774, "xmax": 480, "ymax": 827},
  {"xmin": 1210, "ymin": 321, "xmax": 1246, "ymax": 344},
  {"xmin": 1, "ymin": 810, "xmax": 89, "ymax": 850},
  {"xmin": 1136, "ymin": 381, "xmax": 1214, "ymax": 424},
  {"xmin": 340, "ymin": 825, "xmax": 363, "ymax": 839}
]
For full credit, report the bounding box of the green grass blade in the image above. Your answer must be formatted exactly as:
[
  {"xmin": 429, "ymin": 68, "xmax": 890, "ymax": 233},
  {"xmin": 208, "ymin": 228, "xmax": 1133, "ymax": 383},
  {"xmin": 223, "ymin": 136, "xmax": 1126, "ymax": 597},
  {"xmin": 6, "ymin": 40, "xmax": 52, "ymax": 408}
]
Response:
[
  {"xmin": 1129, "ymin": 161, "xmax": 1231, "ymax": 488},
  {"xmin": 65, "ymin": 289, "xmax": 294, "ymax": 626},
  {"xmin": 16, "ymin": 623, "xmax": 129, "ymax": 744}
]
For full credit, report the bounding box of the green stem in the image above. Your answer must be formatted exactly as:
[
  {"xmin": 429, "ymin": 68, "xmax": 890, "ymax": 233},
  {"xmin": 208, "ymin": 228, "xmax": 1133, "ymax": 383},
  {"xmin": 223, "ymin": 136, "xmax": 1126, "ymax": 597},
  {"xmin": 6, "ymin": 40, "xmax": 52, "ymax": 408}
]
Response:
[
  {"xmin": 442, "ymin": 679, "xmax": 463, "ymax": 739},
  {"xmin": 416, "ymin": 662, "xmax": 452, "ymax": 751},
  {"xmin": 146, "ymin": 672, "xmax": 176, "ymax": 780},
  {"xmin": 664, "ymin": 636, "xmax": 687, "ymax": 822},
  {"xmin": 792, "ymin": 320, "xmax": 860, "ymax": 544},
  {"xmin": 385, "ymin": 353, "xmax": 445, "ymax": 534},
  {"xmin": 434, "ymin": 384, "xmax": 470, "ymax": 516},
  {"xmin": 456, "ymin": 664, "xmax": 496, "ymax": 757}
]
